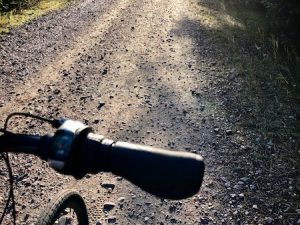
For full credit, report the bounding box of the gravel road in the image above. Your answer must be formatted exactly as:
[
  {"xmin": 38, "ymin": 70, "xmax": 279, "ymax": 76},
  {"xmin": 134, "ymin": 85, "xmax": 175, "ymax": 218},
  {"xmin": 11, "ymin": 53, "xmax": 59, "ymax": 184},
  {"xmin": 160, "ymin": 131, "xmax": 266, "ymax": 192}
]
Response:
[{"xmin": 0, "ymin": 0, "xmax": 299, "ymax": 224}]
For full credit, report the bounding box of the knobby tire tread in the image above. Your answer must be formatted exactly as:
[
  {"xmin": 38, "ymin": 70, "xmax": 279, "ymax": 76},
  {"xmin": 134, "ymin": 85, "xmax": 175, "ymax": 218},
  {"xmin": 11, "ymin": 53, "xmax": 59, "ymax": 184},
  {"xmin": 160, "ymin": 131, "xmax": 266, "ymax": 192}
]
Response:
[{"xmin": 35, "ymin": 189, "xmax": 88, "ymax": 225}]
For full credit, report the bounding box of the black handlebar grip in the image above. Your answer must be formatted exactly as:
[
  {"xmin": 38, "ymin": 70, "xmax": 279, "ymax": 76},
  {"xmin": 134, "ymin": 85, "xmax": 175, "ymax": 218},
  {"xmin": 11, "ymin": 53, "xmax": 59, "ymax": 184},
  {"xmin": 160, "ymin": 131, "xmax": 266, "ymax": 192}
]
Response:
[
  {"xmin": 0, "ymin": 134, "xmax": 41, "ymax": 155},
  {"xmin": 83, "ymin": 134, "xmax": 204, "ymax": 199},
  {"xmin": 108, "ymin": 141, "xmax": 204, "ymax": 200}
]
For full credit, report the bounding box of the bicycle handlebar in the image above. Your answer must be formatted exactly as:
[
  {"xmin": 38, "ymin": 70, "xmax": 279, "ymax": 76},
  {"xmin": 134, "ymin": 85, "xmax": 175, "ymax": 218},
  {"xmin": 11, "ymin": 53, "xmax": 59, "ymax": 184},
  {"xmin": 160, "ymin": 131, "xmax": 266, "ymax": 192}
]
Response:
[
  {"xmin": 0, "ymin": 119, "xmax": 205, "ymax": 200},
  {"xmin": 84, "ymin": 134, "xmax": 204, "ymax": 199},
  {"xmin": 0, "ymin": 134, "xmax": 41, "ymax": 154}
]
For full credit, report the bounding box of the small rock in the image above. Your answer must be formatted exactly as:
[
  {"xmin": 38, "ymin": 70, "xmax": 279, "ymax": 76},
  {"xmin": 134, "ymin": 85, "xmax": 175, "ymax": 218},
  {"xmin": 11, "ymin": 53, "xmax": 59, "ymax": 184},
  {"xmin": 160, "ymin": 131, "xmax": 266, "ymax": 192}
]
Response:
[
  {"xmin": 233, "ymin": 184, "xmax": 241, "ymax": 190},
  {"xmin": 240, "ymin": 177, "xmax": 251, "ymax": 183},
  {"xmin": 224, "ymin": 182, "xmax": 231, "ymax": 188},
  {"xmin": 62, "ymin": 70, "xmax": 69, "ymax": 76},
  {"xmin": 23, "ymin": 179, "xmax": 31, "ymax": 187},
  {"xmin": 265, "ymin": 217, "xmax": 273, "ymax": 224},
  {"xmin": 131, "ymin": 194, "xmax": 136, "ymax": 199},
  {"xmin": 200, "ymin": 216, "xmax": 210, "ymax": 224},
  {"xmin": 53, "ymin": 89, "xmax": 61, "ymax": 95},
  {"xmin": 103, "ymin": 202, "xmax": 116, "ymax": 211},
  {"xmin": 97, "ymin": 102, "xmax": 105, "ymax": 110},
  {"xmin": 169, "ymin": 205, "xmax": 177, "ymax": 213},
  {"xmin": 101, "ymin": 69, "xmax": 108, "ymax": 75},
  {"xmin": 23, "ymin": 214, "xmax": 30, "ymax": 221},
  {"xmin": 214, "ymin": 128, "xmax": 220, "ymax": 133},
  {"xmin": 117, "ymin": 197, "xmax": 126, "ymax": 203},
  {"xmin": 170, "ymin": 218, "xmax": 177, "ymax": 223},
  {"xmin": 250, "ymin": 184, "xmax": 256, "ymax": 190},
  {"xmin": 101, "ymin": 182, "xmax": 115, "ymax": 190},
  {"xmin": 238, "ymin": 193, "xmax": 244, "ymax": 198},
  {"xmin": 198, "ymin": 196, "xmax": 206, "ymax": 203},
  {"xmin": 240, "ymin": 145, "xmax": 247, "ymax": 150},
  {"xmin": 220, "ymin": 177, "xmax": 228, "ymax": 183},
  {"xmin": 252, "ymin": 204, "xmax": 258, "ymax": 209},
  {"xmin": 225, "ymin": 129, "xmax": 233, "ymax": 135},
  {"xmin": 107, "ymin": 216, "xmax": 116, "ymax": 223}
]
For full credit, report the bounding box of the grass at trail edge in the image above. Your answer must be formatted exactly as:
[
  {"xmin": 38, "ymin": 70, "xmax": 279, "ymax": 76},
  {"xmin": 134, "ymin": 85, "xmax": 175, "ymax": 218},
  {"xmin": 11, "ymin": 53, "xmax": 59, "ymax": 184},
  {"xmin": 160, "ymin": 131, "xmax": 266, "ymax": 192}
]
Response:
[{"xmin": 0, "ymin": 0, "xmax": 69, "ymax": 33}]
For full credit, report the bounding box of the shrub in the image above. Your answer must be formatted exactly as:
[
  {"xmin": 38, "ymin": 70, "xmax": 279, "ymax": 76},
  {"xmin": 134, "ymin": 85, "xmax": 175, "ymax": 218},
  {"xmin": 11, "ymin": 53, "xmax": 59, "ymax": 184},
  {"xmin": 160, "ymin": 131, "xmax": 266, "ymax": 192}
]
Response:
[
  {"xmin": 258, "ymin": 0, "xmax": 300, "ymax": 45},
  {"xmin": 0, "ymin": 0, "xmax": 41, "ymax": 12}
]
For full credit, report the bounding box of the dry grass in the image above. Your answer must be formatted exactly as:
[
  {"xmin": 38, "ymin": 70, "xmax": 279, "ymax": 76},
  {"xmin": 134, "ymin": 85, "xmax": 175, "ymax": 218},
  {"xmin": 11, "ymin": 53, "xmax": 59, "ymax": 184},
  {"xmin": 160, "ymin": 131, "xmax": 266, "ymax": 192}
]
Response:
[
  {"xmin": 190, "ymin": 0, "xmax": 298, "ymax": 127},
  {"xmin": 0, "ymin": 0, "xmax": 69, "ymax": 33},
  {"xmin": 190, "ymin": 0, "xmax": 300, "ymax": 204}
]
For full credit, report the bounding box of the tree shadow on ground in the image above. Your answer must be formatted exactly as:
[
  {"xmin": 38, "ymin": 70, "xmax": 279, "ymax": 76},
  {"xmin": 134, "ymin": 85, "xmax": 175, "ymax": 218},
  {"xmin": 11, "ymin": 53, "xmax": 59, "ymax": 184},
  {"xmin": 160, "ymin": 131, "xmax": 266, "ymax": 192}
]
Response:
[
  {"xmin": 163, "ymin": 0, "xmax": 300, "ymax": 224},
  {"xmin": 103, "ymin": 1, "xmax": 300, "ymax": 224}
]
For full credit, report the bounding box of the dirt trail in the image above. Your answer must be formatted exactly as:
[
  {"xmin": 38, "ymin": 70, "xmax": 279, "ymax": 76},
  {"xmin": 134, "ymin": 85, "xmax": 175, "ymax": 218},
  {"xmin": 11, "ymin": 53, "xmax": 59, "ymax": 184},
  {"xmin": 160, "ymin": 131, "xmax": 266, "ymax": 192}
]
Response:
[
  {"xmin": 0, "ymin": 0, "xmax": 298, "ymax": 224},
  {"xmin": 0, "ymin": 0, "xmax": 132, "ymax": 116}
]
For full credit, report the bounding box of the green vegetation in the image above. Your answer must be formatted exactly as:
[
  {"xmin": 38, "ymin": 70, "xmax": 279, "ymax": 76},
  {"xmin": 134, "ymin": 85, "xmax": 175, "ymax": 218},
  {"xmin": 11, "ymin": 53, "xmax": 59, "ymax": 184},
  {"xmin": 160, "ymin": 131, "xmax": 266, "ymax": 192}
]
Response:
[
  {"xmin": 191, "ymin": 2, "xmax": 299, "ymax": 220},
  {"xmin": 194, "ymin": 0, "xmax": 300, "ymax": 91},
  {"xmin": 258, "ymin": 0, "xmax": 300, "ymax": 42},
  {"xmin": 222, "ymin": 0, "xmax": 299, "ymax": 81},
  {"xmin": 1, "ymin": 0, "xmax": 41, "ymax": 11},
  {"xmin": 0, "ymin": 0, "xmax": 69, "ymax": 33},
  {"xmin": 238, "ymin": 1, "xmax": 300, "ymax": 50},
  {"xmin": 191, "ymin": 0, "xmax": 299, "ymax": 164}
]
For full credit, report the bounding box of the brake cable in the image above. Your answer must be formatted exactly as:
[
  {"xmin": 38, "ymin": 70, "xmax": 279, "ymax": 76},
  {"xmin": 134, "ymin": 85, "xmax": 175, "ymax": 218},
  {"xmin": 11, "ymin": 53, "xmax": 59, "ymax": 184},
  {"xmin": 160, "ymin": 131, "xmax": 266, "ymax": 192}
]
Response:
[
  {"xmin": 0, "ymin": 153, "xmax": 16, "ymax": 225},
  {"xmin": 0, "ymin": 112, "xmax": 58, "ymax": 225}
]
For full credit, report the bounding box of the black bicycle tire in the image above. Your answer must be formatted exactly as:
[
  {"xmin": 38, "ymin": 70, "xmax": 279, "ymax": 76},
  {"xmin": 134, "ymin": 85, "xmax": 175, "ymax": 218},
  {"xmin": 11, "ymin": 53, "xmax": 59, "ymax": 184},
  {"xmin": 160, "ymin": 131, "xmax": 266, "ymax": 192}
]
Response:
[{"xmin": 35, "ymin": 189, "xmax": 89, "ymax": 225}]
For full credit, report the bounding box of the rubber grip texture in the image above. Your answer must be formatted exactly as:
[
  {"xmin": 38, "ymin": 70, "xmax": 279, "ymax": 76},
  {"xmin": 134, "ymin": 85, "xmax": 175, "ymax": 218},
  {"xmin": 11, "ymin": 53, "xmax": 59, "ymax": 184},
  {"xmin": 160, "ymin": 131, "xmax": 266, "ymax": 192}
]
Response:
[{"xmin": 109, "ymin": 141, "xmax": 205, "ymax": 199}]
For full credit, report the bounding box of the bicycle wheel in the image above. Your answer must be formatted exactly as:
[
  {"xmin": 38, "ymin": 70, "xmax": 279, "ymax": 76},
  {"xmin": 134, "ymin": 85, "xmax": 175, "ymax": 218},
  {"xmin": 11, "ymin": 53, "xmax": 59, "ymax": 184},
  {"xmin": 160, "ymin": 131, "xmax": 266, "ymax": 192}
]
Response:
[{"xmin": 36, "ymin": 189, "xmax": 89, "ymax": 225}]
